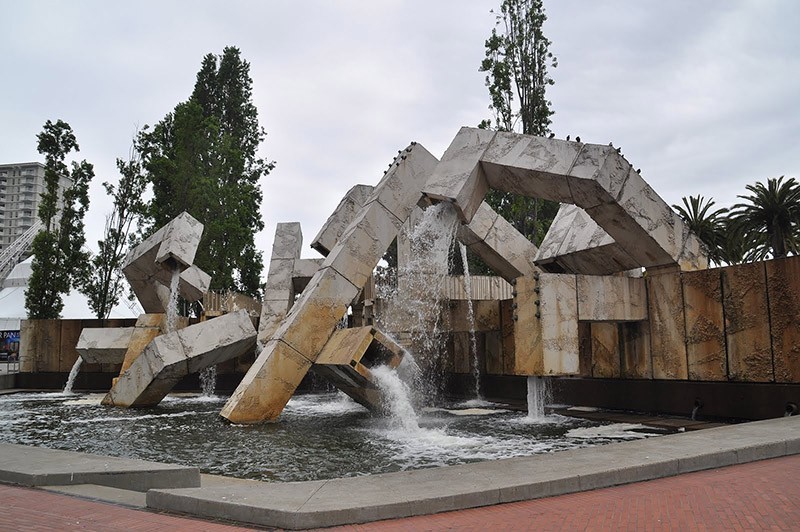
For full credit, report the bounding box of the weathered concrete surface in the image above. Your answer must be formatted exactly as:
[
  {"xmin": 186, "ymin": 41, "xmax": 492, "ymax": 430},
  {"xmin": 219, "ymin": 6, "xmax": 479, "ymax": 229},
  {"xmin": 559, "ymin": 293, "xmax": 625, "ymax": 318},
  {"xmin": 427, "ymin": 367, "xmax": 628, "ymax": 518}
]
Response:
[
  {"xmin": 0, "ymin": 443, "xmax": 200, "ymax": 492},
  {"xmin": 103, "ymin": 310, "xmax": 256, "ymax": 407},
  {"xmin": 540, "ymin": 273, "xmax": 580, "ymax": 375},
  {"xmin": 723, "ymin": 262, "xmax": 773, "ymax": 382},
  {"xmin": 648, "ymin": 271, "xmax": 688, "ymax": 380},
  {"xmin": 122, "ymin": 212, "xmax": 209, "ymax": 313},
  {"xmin": 457, "ymin": 201, "xmax": 539, "ymax": 282},
  {"xmin": 767, "ymin": 257, "xmax": 800, "ymax": 382},
  {"xmin": 313, "ymin": 326, "xmax": 404, "ymax": 410},
  {"xmin": 590, "ymin": 322, "xmax": 620, "ymax": 378},
  {"xmin": 222, "ymin": 143, "xmax": 439, "ymax": 424},
  {"xmin": 147, "ymin": 416, "xmax": 800, "ymax": 530},
  {"xmin": 311, "ymin": 184, "xmax": 374, "ymax": 256},
  {"xmin": 620, "ymin": 321, "xmax": 653, "ymax": 379},
  {"xmin": 259, "ymin": 222, "xmax": 305, "ymax": 345},
  {"xmin": 511, "ymin": 275, "xmax": 542, "ymax": 375},
  {"xmin": 75, "ymin": 327, "xmax": 135, "ymax": 365},
  {"xmin": 576, "ymin": 275, "xmax": 647, "ymax": 322},
  {"xmin": 683, "ymin": 268, "xmax": 726, "ymax": 381},
  {"xmin": 421, "ymin": 127, "xmax": 708, "ymax": 272},
  {"xmin": 536, "ymin": 204, "xmax": 640, "ymax": 275}
]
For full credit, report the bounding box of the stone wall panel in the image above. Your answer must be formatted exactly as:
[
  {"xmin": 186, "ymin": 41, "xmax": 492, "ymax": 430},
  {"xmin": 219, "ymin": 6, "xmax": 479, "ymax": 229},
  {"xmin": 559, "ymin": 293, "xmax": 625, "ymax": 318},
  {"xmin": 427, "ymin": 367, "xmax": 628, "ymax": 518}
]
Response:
[
  {"xmin": 647, "ymin": 271, "xmax": 688, "ymax": 379},
  {"xmin": 682, "ymin": 268, "xmax": 726, "ymax": 381},
  {"xmin": 767, "ymin": 257, "xmax": 800, "ymax": 382}
]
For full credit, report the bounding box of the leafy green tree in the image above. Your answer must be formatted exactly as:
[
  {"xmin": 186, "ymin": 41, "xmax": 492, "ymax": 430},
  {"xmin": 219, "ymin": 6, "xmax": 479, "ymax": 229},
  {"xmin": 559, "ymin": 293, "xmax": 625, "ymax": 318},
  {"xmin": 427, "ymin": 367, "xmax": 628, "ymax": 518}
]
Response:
[
  {"xmin": 137, "ymin": 46, "xmax": 273, "ymax": 297},
  {"xmin": 672, "ymin": 195, "xmax": 729, "ymax": 265},
  {"xmin": 25, "ymin": 120, "xmax": 93, "ymax": 319},
  {"xmin": 730, "ymin": 176, "xmax": 800, "ymax": 259},
  {"xmin": 479, "ymin": 0, "xmax": 559, "ymax": 247},
  {"xmin": 80, "ymin": 150, "xmax": 147, "ymax": 319}
]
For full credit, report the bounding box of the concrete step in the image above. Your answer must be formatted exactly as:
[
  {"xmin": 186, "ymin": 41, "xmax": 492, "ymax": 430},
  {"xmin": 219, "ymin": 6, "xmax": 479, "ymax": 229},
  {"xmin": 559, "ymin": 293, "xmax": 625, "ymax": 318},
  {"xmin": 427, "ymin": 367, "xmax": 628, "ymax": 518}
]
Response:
[{"xmin": 42, "ymin": 484, "xmax": 146, "ymax": 508}]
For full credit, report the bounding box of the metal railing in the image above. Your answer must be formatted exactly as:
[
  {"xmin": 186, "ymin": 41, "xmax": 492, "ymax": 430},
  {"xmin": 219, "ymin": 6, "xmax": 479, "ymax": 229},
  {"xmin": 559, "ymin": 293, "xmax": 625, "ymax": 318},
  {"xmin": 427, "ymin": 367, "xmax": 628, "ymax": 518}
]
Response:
[{"xmin": 0, "ymin": 220, "xmax": 42, "ymax": 283}]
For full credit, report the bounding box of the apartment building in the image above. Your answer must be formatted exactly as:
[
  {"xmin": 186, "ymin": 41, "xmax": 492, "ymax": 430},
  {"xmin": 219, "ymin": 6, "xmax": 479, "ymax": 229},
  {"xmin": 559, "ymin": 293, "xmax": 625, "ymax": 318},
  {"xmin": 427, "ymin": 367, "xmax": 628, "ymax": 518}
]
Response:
[{"xmin": 0, "ymin": 162, "xmax": 72, "ymax": 254}]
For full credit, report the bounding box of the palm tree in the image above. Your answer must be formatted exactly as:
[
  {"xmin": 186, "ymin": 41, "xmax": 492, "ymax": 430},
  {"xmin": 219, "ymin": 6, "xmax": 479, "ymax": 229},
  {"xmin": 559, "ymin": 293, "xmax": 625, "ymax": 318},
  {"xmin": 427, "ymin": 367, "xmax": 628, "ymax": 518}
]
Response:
[
  {"xmin": 730, "ymin": 176, "xmax": 800, "ymax": 259},
  {"xmin": 673, "ymin": 195, "xmax": 729, "ymax": 265}
]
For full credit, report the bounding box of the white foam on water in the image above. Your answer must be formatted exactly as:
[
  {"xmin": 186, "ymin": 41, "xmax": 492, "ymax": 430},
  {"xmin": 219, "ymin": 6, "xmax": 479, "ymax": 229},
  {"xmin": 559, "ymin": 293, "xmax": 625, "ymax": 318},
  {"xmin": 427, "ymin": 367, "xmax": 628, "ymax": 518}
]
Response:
[
  {"xmin": 286, "ymin": 392, "xmax": 366, "ymax": 416},
  {"xmin": 61, "ymin": 410, "xmax": 205, "ymax": 425},
  {"xmin": 62, "ymin": 393, "xmax": 106, "ymax": 406}
]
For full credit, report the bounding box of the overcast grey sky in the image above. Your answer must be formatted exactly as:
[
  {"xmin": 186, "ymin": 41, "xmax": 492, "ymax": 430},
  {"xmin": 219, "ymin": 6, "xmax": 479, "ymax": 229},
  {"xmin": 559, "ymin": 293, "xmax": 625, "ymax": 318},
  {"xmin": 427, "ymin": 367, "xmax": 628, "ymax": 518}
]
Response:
[{"xmin": 2, "ymin": 1, "xmax": 798, "ymax": 272}]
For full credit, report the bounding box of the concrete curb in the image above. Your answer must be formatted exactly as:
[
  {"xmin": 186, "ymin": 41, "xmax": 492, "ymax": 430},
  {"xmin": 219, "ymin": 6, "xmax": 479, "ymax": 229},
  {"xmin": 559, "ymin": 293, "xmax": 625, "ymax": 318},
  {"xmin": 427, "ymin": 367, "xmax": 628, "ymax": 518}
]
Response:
[
  {"xmin": 144, "ymin": 416, "xmax": 800, "ymax": 529},
  {"xmin": 0, "ymin": 443, "xmax": 200, "ymax": 492}
]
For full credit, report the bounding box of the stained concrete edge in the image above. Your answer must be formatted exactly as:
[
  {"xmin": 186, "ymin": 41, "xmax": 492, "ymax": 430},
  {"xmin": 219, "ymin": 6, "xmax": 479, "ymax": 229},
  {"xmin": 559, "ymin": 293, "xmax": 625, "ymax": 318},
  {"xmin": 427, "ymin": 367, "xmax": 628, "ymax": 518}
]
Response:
[
  {"xmin": 143, "ymin": 416, "xmax": 800, "ymax": 529},
  {"xmin": 0, "ymin": 443, "xmax": 200, "ymax": 492}
]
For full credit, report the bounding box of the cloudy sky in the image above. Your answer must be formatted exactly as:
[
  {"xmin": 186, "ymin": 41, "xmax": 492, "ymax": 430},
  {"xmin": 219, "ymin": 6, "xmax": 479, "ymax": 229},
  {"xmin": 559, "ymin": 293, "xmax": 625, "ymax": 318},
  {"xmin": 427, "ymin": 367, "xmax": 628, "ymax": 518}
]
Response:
[{"xmin": 2, "ymin": 0, "xmax": 799, "ymax": 273}]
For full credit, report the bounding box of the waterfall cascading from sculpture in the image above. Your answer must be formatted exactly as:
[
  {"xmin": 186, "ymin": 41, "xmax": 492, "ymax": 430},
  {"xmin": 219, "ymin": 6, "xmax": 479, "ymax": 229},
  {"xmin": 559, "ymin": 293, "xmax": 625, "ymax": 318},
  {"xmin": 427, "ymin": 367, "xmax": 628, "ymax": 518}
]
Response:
[{"xmin": 459, "ymin": 242, "xmax": 480, "ymax": 399}]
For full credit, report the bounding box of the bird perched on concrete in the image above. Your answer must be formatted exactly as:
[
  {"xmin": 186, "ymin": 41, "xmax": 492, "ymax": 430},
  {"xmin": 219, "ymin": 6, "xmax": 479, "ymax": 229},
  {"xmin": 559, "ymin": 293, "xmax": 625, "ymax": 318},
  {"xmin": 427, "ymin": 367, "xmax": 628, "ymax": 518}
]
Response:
[
  {"xmin": 548, "ymin": 133, "xmax": 555, "ymax": 139},
  {"xmin": 566, "ymin": 135, "xmax": 570, "ymax": 141},
  {"xmin": 575, "ymin": 136, "xmax": 581, "ymax": 143}
]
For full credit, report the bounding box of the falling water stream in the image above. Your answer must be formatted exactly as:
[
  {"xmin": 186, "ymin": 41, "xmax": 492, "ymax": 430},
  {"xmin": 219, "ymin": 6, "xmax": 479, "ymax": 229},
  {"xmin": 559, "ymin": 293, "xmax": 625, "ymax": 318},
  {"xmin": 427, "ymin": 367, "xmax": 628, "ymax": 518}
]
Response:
[
  {"xmin": 166, "ymin": 266, "xmax": 181, "ymax": 333},
  {"xmin": 459, "ymin": 242, "xmax": 480, "ymax": 399},
  {"xmin": 62, "ymin": 358, "xmax": 83, "ymax": 394},
  {"xmin": 526, "ymin": 376, "xmax": 552, "ymax": 420}
]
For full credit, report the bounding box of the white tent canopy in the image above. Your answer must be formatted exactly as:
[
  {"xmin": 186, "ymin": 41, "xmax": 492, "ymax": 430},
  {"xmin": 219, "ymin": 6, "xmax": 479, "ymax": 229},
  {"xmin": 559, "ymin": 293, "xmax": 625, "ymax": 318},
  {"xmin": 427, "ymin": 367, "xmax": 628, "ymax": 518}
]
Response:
[{"xmin": 0, "ymin": 257, "xmax": 140, "ymax": 328}]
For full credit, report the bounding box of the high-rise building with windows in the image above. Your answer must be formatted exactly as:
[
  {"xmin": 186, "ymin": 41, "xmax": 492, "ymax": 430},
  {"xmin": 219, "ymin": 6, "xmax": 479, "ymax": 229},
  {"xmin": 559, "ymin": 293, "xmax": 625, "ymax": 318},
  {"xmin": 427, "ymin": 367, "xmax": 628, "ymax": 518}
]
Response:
[{"xmin": 0, "ymin": 162, "xmax": 72, "ymax": 254}]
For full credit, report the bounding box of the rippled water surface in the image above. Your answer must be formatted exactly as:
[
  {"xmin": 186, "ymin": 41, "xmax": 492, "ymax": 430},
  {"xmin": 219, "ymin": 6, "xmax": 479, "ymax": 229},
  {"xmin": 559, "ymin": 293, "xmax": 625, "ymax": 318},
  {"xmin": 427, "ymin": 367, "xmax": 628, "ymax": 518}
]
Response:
[{"xmin": 0, "ymin": 392, "xmax": 655, "ymax": 482}]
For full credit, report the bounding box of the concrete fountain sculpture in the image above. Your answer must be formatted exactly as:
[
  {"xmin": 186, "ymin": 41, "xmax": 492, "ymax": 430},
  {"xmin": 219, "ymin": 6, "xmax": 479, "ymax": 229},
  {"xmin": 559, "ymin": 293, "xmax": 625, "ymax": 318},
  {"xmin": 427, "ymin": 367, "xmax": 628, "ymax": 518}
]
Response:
[
  {"xmin": 75, "ymin": 212, "xmax": 257, "ymax": 407},
  {"xmin": 72, "ymin": 127, "xmax": 708, "ymax": 424}
]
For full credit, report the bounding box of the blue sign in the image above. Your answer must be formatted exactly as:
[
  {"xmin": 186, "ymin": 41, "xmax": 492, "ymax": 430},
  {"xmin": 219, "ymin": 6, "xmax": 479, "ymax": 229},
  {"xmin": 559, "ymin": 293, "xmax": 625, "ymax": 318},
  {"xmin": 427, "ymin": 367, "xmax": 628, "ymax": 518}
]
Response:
[{"xmin": 0, "ymin": 330, "xmax": 20, "ymax": 360}]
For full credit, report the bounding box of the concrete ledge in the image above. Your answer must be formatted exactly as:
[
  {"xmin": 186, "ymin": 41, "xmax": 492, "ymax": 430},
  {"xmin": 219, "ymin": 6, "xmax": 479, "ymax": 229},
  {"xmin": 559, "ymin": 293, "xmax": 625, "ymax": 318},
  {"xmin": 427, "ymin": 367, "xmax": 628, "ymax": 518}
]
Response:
[
  {"xmin": 0, "ymin": 444, "xmax": 200, "ymax": 492},
  {"xmin": 146, "ymin": 416, "xmax": 800, "ymax": 529}
]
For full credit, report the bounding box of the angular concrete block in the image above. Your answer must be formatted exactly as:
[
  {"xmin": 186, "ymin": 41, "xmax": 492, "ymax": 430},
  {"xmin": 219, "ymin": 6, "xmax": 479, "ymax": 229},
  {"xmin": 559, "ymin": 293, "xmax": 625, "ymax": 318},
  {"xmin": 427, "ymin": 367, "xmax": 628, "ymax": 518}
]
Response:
[
  {"xmin": 155, "ymin": 212, "xmax": 204, "ymax": 268},
  {"xmin": 421, "ymin": 127, "xmax": 495, "ymax": 222},
  {"xmin": 576, "ymin": 275, "xmax": 647, "ymax": 322},
  {"xmin": 766, "ymin": 257, "xmax": 800, "ymax": 382},
  {"xmin": 535, "ymin": 204, "xmax": 640, "ymax": 275},
  {"xmin": 368, "ymin": 144, "xmax": 439, "ymax": 224},
  {"xmin": 270, "ymin": 222, "xmax": 303, "ymax": 260},
  {"xmin": 511, "ymin": 275, "xmax": 543, "ymax": 376},
  {"xmin": 76, "ymin": 327, "xmax": 135, "ymax": 365},
  {"xmin": 178, "ymin": 265, "xmax": 211, "ymax": 303},
  {"xmin": 325, "ymin": 201, "xmax": 403, "ymax": 290},
  {"xmin": 481, "ymin": 132, "xmax": 577, "ymax": 203},
  {"xmin": 311, "ymin": 185, "xmax": 374, "ymax": 256},
  {"xmin": 271, "ymin": 267, "xmax": 360, "ymax": 362},
  {"xmin": 647, "ymin": 271, "xmax": 688, "ymax": 379},
  {"xmin": 539, "ymin": 273, "xmax": 580, "ymax": 375},
  {"xmin": 313, "ymin": 326, "xmax": 404, "ymax": 411},
  {"xmin": 122, "ymin": 212, "xmax": 207, "ymax": 312},
  {"xmin": 220, "ymin": 339, "xmax": 312, "ymax": 423},
  {"xmin": 682, "ymin": 268, "xmax": 726, "ymax": 381},
  {"xmin": 103, "ymin": 311, "xmax": 256, "ymax": 407},
  {"xmin": 722, "ymin": 262, "xmax": 773, "ymax": 382},
  {"xmin": 460, "ymin": 202, "xmax": 539, "ymax": 282}
]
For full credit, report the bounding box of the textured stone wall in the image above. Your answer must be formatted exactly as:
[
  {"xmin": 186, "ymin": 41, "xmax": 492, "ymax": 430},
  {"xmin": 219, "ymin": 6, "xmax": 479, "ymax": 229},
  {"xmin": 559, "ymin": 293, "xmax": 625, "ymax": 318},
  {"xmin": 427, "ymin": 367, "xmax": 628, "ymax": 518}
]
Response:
[
  {"xmin": 683, "ymin": 268, "xmax": 727, "ymax": 381},
  {"xmin": 723, "ymin": 262, "xmax": 773, "ymax": 382},
  {"xmin": 767, "ymin": 257, "xmax": 800, "ymax": 382},
  {"xmin": 647, "ymin": 270, "xmax": 688, "ymax": 379}
]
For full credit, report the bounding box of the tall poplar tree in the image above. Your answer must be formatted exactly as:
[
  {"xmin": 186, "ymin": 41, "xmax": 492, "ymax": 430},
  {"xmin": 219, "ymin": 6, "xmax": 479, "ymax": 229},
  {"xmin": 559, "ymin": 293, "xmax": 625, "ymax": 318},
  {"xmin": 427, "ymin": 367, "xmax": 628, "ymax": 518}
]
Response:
[
  {"xmin": 480, "ymin": 0, "xmax": 559, "ymax": 245},
  {"xmin": 137, "ymin": 46, "xmax": 274, "ymax": 297},
  {"xmin": 25, "ymin": 120, "xmax": 93, "ymax": 319}
]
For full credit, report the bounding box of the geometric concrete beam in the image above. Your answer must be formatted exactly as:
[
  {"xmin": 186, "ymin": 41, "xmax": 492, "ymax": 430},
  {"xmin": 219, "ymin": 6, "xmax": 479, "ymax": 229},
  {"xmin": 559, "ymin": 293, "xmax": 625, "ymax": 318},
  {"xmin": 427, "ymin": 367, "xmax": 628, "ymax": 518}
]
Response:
[
  {"xmin": 102, "ymin": 310, "xmax": 256, "ymax": 408},
  {"xmin": 312, "ymin": 326, "xmax": 405, "ymax": 411},
  {"xmin": 457, "ymin": 201, "xmax": 539, "ymax": 282},
  {"xmin": 221, "ymin": 142, "xmax": 439, "ymax": 424},
  {"xmin": 122, "ymin": 212, "xmax": 210, "ymax": 313},
  {"xmin": 422, "ymin": 127, "xmax": 708, "ymax": 272},
  {"xmin": 75, "ymin": 327, "xmax": 135, "ymax": 365},
  {"xmin": 535, "ymin": 203, "xmax": 641, "ymax": 275},
  {"xmin": 311, "ymin": 184, "xmax": 374, "ymax": 257},
  {"xmin": 258, "ymin": 222, "xmax": 305, "ymax": 345}
]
